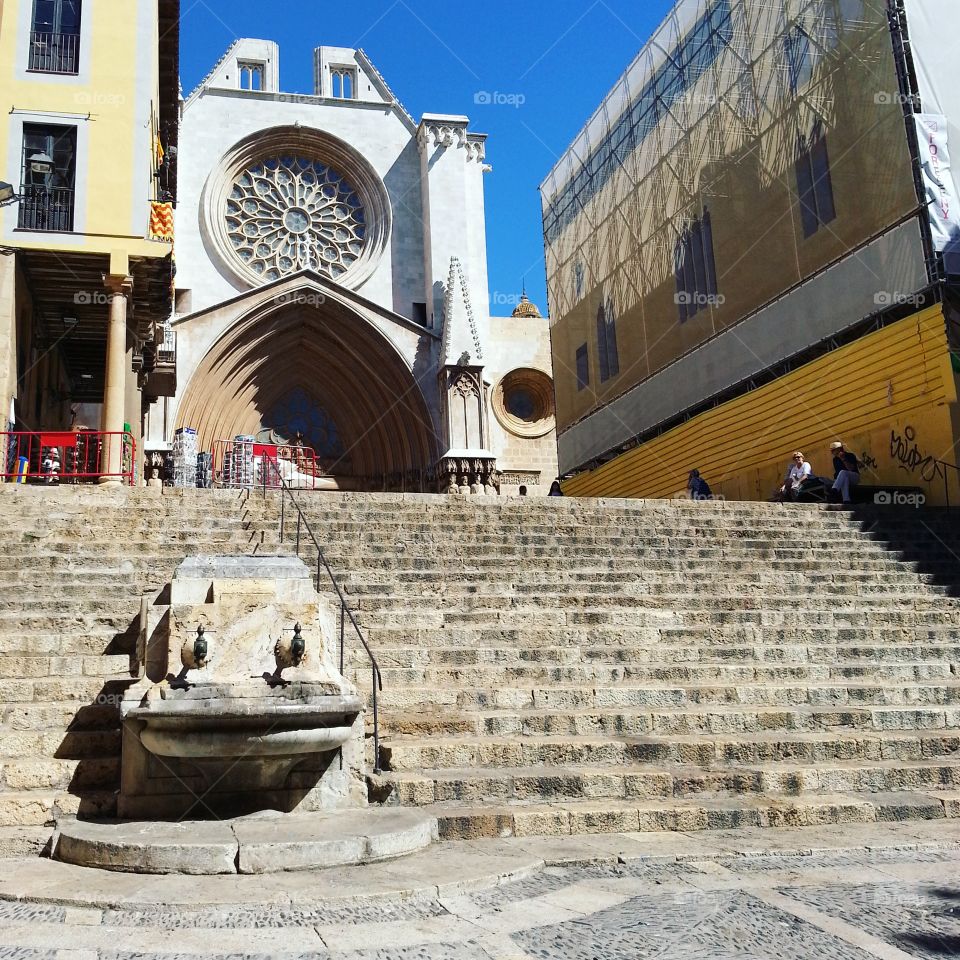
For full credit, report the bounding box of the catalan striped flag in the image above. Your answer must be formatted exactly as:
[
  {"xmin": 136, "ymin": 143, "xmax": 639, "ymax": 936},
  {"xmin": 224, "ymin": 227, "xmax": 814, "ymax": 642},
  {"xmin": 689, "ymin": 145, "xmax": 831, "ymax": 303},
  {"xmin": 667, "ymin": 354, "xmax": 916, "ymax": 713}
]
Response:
[{"xmin": 149, "ymin": 201, "xmax": 174, "ymax": 242}]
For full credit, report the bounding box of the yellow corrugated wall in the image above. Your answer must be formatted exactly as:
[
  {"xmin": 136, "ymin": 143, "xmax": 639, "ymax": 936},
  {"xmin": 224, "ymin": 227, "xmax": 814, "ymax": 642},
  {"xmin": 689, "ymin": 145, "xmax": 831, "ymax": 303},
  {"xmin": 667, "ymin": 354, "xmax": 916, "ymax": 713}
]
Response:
[{"xmin": 564, "ymin": 306, "xmax": 960, "ymax": 505}]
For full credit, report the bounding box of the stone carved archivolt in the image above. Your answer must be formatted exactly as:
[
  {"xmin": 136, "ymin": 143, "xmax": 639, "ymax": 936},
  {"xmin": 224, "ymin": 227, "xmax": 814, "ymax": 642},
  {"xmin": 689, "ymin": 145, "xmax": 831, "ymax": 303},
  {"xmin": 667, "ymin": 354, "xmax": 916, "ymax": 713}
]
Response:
[
  {"xmin": 203, "ymin": 126, "xmax": 392, "ymax": 291},
  {"xmin": 226, "ymin": 157, "xmax": 366, "ymax": 283}
]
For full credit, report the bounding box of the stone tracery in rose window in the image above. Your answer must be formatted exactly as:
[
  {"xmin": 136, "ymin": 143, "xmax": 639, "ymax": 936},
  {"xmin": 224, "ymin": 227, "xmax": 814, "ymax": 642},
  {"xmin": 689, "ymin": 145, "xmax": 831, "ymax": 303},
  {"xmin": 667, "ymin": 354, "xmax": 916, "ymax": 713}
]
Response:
[{"xmin": 225, "ymin": 156, "xmax": 366, "ymax": 282}]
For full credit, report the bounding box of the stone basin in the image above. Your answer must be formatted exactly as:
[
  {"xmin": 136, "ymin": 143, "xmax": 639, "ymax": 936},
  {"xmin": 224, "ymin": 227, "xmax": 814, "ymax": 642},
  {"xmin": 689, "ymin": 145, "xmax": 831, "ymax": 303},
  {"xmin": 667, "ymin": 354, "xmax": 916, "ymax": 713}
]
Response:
[{"xmin": 128, "ymin": 684, "xmax": 362, "ymax": 760}]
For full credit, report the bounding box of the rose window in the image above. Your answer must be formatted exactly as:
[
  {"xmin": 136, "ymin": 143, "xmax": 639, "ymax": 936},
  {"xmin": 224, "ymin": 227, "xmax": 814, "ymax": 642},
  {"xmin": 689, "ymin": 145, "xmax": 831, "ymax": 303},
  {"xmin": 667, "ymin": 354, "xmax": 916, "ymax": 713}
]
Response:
[{"xmin": 225, "ymin": 156, "xmax": 366, "ymax": 282}]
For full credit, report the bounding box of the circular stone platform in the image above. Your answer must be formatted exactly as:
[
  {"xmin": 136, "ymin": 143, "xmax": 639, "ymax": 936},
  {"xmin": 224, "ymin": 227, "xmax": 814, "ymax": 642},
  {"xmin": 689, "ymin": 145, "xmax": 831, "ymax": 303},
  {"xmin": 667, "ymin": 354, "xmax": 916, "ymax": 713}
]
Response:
[{"xmin": 54, "ymin": 809, "xmax": 437, "ymax": 875}]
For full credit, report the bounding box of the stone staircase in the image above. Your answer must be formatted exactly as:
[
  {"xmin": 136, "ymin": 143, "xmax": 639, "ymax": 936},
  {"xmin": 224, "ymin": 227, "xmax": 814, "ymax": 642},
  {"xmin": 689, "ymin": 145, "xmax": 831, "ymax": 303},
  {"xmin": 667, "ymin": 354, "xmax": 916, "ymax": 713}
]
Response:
[
  {"xmin": 271, "ymin": 494, "xmax": 960, "ymax": 840},
  {"xmin": 0, "ymin": 486, "xmax": 271, "ymax": 856},
  {"xmin": 3, "ymin": 486, "xmax": 960, "ymax": 856}
]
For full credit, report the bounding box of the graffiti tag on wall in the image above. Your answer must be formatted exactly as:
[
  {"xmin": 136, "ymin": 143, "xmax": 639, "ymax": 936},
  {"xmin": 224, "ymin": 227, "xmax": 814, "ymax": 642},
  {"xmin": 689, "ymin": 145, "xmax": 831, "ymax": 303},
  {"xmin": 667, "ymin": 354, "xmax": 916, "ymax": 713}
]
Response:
[{"xmin": 890, "ymin": 426, "xmax": 944, "ymax": 484}]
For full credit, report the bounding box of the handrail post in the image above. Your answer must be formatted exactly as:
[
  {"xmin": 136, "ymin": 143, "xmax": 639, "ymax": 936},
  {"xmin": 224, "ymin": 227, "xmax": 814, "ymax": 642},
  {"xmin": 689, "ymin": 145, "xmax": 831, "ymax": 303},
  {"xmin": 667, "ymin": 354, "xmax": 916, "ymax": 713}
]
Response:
[
  {"xmin": 273, "ymin": 470, "xmax": 385, "ymax": 780},
  {"xmin": 372, "ymin": 671, "xmax": 381, "ymax": 774}
]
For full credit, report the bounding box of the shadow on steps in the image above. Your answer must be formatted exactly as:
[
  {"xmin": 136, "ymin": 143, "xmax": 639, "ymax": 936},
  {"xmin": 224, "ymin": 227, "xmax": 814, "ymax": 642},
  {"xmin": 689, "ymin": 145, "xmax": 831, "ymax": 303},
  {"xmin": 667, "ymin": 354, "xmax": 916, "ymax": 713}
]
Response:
[{"xmin": 844, "ymin": 506, "xmax": 960, "ymax": 598}]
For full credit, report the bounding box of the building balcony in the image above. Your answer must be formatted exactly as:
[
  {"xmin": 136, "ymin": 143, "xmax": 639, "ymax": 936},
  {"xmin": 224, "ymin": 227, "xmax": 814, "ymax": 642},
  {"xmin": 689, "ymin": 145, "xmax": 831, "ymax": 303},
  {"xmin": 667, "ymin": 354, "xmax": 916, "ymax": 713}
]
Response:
[
  {"xmin": 138, "ymin": 326, "xmax": 177, "ymax": 400},
  {"xmin": 17, "ymin": 185, "xmax": 75, "ymax": 233},
  {"xmin": 28, "ymin": 31, "xmax": 80, "ymax": 74}
]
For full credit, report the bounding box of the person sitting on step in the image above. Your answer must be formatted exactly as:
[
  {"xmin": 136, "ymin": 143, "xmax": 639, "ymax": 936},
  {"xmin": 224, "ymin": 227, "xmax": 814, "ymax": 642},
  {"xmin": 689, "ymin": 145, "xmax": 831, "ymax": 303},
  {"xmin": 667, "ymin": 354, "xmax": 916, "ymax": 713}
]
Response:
[
  {"xmin": 687, "ymin": 469, "xmax": 712, "ymax": 501},
  {"xmin": 777, "ymin": 451, "xmax": 812, "ymax": 502},
  {"xmin": 829, "ymin": 441, "xmax": 860, "ymax": 506}
]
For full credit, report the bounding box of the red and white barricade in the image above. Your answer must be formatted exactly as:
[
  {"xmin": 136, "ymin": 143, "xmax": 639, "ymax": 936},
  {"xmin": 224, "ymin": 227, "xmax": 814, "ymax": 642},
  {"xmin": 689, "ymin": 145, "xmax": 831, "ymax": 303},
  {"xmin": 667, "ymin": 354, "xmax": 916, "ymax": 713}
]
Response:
[
  {"xmin": 212, "ymin": 439, "xmax": 323, "ymax": 490},
  {"xmin": 1, "ymin": 431, "xmax": 135, "ymax": 485}
]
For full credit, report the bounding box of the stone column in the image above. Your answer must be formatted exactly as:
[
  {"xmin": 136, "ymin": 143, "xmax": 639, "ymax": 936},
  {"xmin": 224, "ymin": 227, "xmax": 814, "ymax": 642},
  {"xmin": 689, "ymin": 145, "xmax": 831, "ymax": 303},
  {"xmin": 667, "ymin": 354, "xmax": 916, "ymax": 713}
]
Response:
[{"xmin": 99, "ymin": 275, "xmax": 133, "ymax": 484}]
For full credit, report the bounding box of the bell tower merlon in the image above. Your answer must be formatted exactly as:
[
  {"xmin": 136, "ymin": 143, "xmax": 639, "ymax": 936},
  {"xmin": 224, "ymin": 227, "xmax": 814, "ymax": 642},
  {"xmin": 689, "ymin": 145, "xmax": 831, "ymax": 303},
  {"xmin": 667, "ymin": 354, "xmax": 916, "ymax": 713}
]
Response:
[
  {"xmin": 202, "ymin": 39, "xmax": 280, "ymax": 94},
  {"xmin": 313, "ymin": 47, "xmax": 393, "ymax": 104}
]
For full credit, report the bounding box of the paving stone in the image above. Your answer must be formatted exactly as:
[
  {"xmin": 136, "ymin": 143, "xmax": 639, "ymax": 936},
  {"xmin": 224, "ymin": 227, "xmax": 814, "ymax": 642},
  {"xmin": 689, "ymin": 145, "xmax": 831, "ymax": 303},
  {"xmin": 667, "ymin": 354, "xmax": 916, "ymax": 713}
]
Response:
[
  {"xmin": 784, "ymin": 881, "xmax": 960, "ymax": 960},
  {"xmin": 511, "ymin": 889, "xmax": 876, "ymax": 960}
]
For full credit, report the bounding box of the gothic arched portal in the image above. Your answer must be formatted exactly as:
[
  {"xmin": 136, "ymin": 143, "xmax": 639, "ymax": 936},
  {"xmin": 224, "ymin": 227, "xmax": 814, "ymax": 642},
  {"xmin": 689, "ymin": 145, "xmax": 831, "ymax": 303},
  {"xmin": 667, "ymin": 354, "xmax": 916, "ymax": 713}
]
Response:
[{"xmin": 175, "ymin": 296, "xmax": 439, "ymax": 486}]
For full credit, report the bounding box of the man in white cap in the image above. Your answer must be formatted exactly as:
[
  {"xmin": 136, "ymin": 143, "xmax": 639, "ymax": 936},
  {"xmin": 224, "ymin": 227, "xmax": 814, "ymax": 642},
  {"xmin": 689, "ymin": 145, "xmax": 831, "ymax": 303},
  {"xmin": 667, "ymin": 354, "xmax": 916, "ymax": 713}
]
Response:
[{"xmin": 830, "ymin": 441, "xmax": 860, "ymax": 505}]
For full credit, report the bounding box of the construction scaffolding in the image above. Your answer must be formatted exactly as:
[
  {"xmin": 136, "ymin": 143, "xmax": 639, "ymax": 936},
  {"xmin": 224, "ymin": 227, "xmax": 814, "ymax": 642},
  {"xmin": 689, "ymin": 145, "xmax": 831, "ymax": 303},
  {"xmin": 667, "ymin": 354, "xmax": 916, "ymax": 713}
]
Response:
[{"xmin": 542, "ymin": 0, "xmax": 921, "ymax": 434}]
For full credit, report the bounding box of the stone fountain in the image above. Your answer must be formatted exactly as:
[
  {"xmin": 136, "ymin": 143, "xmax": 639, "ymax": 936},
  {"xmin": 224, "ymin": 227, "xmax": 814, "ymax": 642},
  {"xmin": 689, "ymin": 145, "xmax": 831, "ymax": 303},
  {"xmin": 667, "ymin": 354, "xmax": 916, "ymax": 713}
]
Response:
[{"xmin": 54, "ymin": 555, "xmax": 435, "ymax": 874}]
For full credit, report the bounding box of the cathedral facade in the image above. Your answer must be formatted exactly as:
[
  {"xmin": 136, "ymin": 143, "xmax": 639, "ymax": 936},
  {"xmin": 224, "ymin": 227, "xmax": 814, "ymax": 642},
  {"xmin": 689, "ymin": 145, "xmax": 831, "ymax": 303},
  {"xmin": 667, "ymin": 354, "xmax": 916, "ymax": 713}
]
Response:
[{"xmin": 144, "ymin": 40, "xmax": 557, "ymax": 494}]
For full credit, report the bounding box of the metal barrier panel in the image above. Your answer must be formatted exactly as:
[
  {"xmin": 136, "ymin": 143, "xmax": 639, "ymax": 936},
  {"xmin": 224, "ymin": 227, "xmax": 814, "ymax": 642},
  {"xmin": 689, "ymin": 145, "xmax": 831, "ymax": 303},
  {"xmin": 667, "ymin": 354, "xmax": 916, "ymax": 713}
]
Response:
[
  {"xmin": 212, "ymin": 439, "xmax": 321, "ymax": 490},
  {"xmin": 0, "ymin": 432, "xmax": 136, "ymax": 485}
]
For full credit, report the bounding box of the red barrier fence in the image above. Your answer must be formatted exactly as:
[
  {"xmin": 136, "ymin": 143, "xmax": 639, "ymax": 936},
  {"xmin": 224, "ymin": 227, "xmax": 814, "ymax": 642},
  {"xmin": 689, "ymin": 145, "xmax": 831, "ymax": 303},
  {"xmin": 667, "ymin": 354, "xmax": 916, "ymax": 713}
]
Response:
[
  {"xmin": 1, "ymin": 431, "xmax": 136, "ymax": 485},
  {"xmin": 211, "ymin": 439, "xmax": 322, "ymax": 490}
]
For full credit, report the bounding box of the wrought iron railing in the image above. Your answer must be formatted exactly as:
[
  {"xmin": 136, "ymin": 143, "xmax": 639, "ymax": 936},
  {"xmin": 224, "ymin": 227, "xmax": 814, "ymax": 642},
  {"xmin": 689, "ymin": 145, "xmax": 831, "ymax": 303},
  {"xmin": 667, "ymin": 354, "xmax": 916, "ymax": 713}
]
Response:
[
  {"xmin": 259, "ymin": 457, "xmax": 383, "ymax": 772},
  {"xmin": 28, "ymin": 31, "xmax": 80, "ymax": 74},
  {"xmin": 158, "ymin": 326, "xmax": 176, "ymax": 364},
  {"xmin": 17, "ymin": 185, "xmax": 75, "ymax": 232}
]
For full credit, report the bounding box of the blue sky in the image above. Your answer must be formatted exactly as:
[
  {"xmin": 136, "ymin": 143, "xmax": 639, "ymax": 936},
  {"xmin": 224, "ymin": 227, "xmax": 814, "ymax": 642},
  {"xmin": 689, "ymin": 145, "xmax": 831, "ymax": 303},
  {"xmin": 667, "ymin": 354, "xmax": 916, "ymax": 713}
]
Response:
[{"xmin": 179, "ymin": 0, "xmax": 675, "ymax": 316}]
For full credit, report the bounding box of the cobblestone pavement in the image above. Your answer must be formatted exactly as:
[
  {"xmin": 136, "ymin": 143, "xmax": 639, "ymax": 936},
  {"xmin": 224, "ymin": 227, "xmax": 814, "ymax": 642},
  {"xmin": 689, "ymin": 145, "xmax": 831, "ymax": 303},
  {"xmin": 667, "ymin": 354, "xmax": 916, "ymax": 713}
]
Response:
[{"xmin": 4, "ymin": 825, "xmax": 960, "ymax": 959}]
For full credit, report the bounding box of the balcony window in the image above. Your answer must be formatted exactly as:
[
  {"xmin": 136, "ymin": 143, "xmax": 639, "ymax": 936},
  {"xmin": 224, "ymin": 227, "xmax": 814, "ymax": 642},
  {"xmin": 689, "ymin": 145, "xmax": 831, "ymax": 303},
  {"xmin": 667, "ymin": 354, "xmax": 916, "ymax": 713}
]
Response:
[
  {"xmin": 29, "ymin": 0, "xmax": 81, "ymax": 74},
  {"xmin": 18, "ymin": 124, "xmax": 77, "ymax": 233}
]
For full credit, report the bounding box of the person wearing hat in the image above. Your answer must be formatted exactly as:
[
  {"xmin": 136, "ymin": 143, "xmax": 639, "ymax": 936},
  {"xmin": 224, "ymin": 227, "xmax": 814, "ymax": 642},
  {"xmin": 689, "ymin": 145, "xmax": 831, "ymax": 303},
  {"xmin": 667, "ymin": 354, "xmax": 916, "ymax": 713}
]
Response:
[
  {"xmin": 778, "ymin": 451, "xmax": 812, "ymax": 502},
  {"xmin": 829, "ymin": 441, "xmax": 860, "ymax": 505}
]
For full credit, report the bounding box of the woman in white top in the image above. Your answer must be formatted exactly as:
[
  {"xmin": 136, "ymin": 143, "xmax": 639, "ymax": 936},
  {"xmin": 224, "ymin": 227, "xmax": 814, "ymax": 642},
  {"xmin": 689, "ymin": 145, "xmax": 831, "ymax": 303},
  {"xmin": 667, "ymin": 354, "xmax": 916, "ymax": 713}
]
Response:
[{"xmin": 778, "ymin": 451, "xmax": 812, "ymax": 502}]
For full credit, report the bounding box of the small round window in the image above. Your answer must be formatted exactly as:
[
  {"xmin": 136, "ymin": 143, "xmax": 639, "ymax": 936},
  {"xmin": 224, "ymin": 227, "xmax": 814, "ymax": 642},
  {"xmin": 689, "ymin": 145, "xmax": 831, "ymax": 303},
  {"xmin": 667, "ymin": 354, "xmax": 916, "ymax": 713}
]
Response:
[
  {"xmin": 505, "ymin": 387, "xmax": 536, "ymax": 421},
  {"xmin": 493, "ymin": 369, "xmax": 555, "ymax": 438}
]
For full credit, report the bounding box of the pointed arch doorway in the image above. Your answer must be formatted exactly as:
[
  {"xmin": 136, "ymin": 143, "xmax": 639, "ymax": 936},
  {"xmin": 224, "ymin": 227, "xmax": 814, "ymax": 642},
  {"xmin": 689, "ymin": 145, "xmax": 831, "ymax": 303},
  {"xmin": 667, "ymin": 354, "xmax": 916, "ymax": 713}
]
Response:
[{"xmin": 175, "ymin": 293, "xmax": 439, "ymax": 490}]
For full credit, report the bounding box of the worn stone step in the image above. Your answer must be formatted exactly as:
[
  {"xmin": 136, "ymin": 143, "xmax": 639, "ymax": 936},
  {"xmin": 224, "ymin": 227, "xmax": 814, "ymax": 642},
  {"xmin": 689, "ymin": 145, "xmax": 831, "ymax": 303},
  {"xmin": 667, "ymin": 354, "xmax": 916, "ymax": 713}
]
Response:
[
  {"xmin": 352, "ymin": 591, "xmax": 960, "ymax": 611},
  {"xmin": 0, "ymin": 727, "xmax": 120, "ymax": 758},
  {"xmin": 370, "ymin": 680, "xmax": 960, "ymax": 714},
  {"xmin": 379, "ymin": 712, "xmax": 960, "ymax": 769},
  {"xmin": 622, "ymin": 729, "xmax": 960, "ymax": 764},
  {"xmin": 0, "ymin": 653, "xmax": 131, "ymax": 678},
  {"xmin": 423, "ymin": 790, "xmax": 950, "ymax": 839},
  {"xmin": 0, "ymin": 755, "xmax": 119, "ymax": 791},
  {"xmin": 367, "ymin": 661, "xmax": 960, "ymax": 687},
  {"xmin": 345, "ymin": 573, "xmax": 951, "ymax": 602},
  {"xmin": 362, "ymin": 624, "xmax": 960, "ymax": 646},
  {"xmin": 1, "ymin": 701, "xmax": 122, "ymax": 732},
  {"xmin": 357, "ymin": 646, "xmax": 959, "ymax": 676},
  {"xmin": 0, "ymin": 677, "xmax": 132, "ymax": 705},
  {"xmin": 379, "ymin": 758, "xmax": 960, "ymax": 805},
  {"xmin": 0, "ymin": 788, "xmax": 116, "ymax": 826}
]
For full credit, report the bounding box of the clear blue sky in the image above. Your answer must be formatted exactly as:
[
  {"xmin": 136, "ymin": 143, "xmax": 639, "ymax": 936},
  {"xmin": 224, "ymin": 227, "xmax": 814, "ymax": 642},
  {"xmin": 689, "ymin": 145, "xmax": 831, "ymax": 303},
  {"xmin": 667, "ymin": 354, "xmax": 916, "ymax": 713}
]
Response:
[{"xmin": 179, "ymin": 0, "xmax": 675, "ymax": 316}]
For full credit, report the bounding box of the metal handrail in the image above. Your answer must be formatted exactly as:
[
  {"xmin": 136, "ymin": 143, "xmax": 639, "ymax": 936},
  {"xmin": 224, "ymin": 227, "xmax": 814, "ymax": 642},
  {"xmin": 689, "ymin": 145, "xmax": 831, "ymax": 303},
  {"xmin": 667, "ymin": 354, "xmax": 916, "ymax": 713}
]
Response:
[{"xmin": 260, "ymin": 457, "xmax": 383, "ymax": 773}]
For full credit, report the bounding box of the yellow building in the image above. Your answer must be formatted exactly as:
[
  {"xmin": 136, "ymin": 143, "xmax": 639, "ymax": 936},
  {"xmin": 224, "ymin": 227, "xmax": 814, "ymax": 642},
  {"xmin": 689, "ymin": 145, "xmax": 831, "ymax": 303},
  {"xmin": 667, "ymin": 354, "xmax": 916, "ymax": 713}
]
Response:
[
  {"xmin": 542, "ymin": 0, "xmax": 960, "ymax": 505},
  {"xmin": 0, "ymin": 0, "xmax": 179, "ymax": 482}
]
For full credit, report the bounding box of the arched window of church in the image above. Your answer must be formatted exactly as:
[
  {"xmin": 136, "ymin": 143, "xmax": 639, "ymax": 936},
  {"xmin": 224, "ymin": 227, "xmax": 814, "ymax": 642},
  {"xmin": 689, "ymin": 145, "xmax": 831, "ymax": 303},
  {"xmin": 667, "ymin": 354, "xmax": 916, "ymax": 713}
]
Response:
[
  {"xmin": 238, "ymin": 61, "xmax": 263, "ymax": 91},
  {"xmin": 331, "ymin": 68, "xmax": 356, "ymax": 100},
  {"xmin": 265, "ymin": 388, "xmax": 345, "ymax": 460}
]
